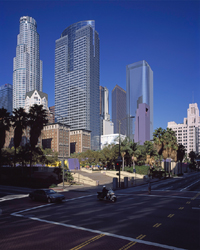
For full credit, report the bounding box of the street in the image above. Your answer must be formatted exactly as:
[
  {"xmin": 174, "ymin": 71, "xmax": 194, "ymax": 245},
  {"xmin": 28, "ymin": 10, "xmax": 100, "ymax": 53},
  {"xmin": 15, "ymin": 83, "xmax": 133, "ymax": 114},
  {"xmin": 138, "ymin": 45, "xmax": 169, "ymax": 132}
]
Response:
[{"xmin": 0, "ymin": 172, "xmax": 199, "ymax": 250}]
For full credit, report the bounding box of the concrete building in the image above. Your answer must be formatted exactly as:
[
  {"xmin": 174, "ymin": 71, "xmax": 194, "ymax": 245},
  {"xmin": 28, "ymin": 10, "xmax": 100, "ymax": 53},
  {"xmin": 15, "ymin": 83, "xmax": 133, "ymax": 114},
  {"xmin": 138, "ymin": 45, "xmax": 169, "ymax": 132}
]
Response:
[
  {"xmin": 112, "ymin": 85, "xmax": 126, "ymax": 135},
  {"xmin": 101, "ymin": 133, "xmax": 126, "ymax": 150},
  {"xmin": 25, "ymin": 90, "xmax": 48, "ymax": 112},
  {"xmin": 55, "ymin": 20, "xmax": 100, "ymax": 150},
  {"xmin": 13, "ymin": 16, "xmax": 42, "ymax": 110},
  {"xmin": 42, "ymin": 123, "xmax": 70, "ymax": 159},
  {"xmin": 126, "ymin": 60, "xmax": 153, "ymax": 143},
  {"xmin": 70, "ymin": 129, "xmax": 91, "ymax": 154},
  {"xmin": 100, "ymin": 86, "xmax": 113, "ymax": 135},
  {"xmin": 0, "ymin": 83, "xmax": 13, "ymax": 113},
  {"xmin": 168, "ymin": 103, "xmax": 200, "ymax": 155}
]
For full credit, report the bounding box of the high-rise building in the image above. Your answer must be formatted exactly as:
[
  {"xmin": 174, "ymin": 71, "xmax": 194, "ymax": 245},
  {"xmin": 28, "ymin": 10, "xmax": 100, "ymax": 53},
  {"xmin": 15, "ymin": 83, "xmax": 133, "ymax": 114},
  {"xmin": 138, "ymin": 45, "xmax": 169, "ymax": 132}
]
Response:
[
  {"xmin": 168, "ymin": 103, "xmax": 200, "ymax": 155},
  {"xmin": 126, "ymin": 60, "xmax": 153, "ymax": 143},
  {"xmin": 13, "ymin": 16, "xmax": 42, "ymax": 110},
  {"xmin": 100, "ymin": 86, "xmax": 113, "ymax": 135},
  {"xmin": 0, "ymin": 83, "xmax": 13, "ymax": 113},
  {"xmin": 55, "ymin": 20, "xmax": 100, "ymax": 150},
  {"xmin": 112, "ymin": 85, "xmax": 126, "ymax": 135}
]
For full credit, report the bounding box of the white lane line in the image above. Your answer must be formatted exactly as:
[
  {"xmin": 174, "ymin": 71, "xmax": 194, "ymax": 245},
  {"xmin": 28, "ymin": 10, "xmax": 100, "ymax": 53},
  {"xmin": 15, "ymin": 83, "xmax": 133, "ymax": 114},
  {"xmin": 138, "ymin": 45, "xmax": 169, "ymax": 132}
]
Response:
[
  {"xmin": 192, "ymin": 207, "xmax": 200, "ymax": 210},
  {"xmin": 180, "ymin": 180, "xmax": 200, "ymax": 192},
  {"xmin": 136, "ymin": 194, "xmax": 194, "ymax": 200},
  {"xmin": 11, "ymin": 213, "xmax": 186, "ymax": 250},
  {"xmin": 11, "ymin": 194, "xmax": 95, "ymax": 216},
  {"xmin": 0, "ymin": 194, "xmax": 28, "ymax": 202}
]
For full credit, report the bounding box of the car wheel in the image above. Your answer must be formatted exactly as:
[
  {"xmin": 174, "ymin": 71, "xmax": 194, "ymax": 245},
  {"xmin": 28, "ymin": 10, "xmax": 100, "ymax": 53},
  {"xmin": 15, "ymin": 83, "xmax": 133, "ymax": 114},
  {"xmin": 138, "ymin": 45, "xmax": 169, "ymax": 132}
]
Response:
[{"xmin": 48, "ymin": 198, "xmax": 51, "ymax": 203}]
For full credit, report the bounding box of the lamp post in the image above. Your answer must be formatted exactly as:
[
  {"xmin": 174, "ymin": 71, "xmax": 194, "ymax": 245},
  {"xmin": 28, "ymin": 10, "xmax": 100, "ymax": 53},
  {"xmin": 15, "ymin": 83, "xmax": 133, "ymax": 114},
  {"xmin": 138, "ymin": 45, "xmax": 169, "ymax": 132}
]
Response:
[
  {"xmin": 54, "ymin": 113, "xmax": 70, "ymax": 189},
  {"xmin": 118, "ymin": 115, "xmax": 135, "ymax": 188}
]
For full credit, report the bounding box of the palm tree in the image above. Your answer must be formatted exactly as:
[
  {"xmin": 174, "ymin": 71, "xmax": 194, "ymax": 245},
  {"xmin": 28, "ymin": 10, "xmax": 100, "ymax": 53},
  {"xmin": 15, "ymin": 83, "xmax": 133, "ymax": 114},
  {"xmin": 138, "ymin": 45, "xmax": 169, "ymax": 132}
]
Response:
[
  {"xmin": 153, "ymin": 127, "xmax": 165, "ymax": 167},
  {"xmin": 0, "ymin": 108, "xmax": 11, "ymax": 166},
  {"xmin": 177, "ymin": 144, "xmax": 186, "ymax": 174},
  {"xmin": 12, "ymin": 108, "xmax": 28, "ymax": 167},
  {"xmin": 0, "ymin": 108, "xmax": 11, "ymax": 182},
  {"xmin": 28, "ymin": 104, "xmax": 48, "ymax": 173}
]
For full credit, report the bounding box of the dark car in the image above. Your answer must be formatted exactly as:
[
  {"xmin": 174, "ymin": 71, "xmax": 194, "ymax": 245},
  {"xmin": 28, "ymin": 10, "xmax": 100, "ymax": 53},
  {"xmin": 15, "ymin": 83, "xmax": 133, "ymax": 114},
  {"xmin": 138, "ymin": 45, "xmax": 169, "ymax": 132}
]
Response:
[{"xmin": 29, "ymin": 189, "xmax": 65, "ymax": 203}]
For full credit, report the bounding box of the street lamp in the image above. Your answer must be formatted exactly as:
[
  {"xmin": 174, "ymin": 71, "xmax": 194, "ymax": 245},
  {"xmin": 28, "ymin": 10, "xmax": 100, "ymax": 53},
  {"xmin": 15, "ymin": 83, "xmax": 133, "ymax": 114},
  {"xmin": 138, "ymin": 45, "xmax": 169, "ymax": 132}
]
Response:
[
  {"xmin": 118, "ymin": 115, "xmax": 135, "ymax": 188},
  {"xmin": 54, "ymin": 113, "xmax": 70, "ymax": 189}
]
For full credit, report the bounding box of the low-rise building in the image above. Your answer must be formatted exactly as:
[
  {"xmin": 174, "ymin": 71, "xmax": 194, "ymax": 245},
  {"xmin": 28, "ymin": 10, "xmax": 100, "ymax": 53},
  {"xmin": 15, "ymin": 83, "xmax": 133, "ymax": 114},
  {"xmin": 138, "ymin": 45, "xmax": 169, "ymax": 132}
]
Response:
[
  {"xmin": 70, "ymin": 129, "xmax": 91, "ymax": 154},
  {"xmin": 42, "ymin": 123, "xmax": 70, "ymax": 159}
]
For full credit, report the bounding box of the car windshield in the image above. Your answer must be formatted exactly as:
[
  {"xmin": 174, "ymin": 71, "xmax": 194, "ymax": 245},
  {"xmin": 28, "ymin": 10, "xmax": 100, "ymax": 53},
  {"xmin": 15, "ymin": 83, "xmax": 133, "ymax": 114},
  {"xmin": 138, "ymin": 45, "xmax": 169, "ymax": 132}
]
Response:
[{"xmin": 45, "ymin": 190, "xmax": 57, "ymax": 194}]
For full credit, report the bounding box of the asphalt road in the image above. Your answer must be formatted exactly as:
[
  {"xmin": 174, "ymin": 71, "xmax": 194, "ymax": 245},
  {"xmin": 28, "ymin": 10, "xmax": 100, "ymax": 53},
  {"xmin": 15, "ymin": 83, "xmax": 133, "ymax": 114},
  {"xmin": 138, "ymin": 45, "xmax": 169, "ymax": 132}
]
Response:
[{"xmin": 0, "ymin": 172, "xmax": 199, "ymax": 250}]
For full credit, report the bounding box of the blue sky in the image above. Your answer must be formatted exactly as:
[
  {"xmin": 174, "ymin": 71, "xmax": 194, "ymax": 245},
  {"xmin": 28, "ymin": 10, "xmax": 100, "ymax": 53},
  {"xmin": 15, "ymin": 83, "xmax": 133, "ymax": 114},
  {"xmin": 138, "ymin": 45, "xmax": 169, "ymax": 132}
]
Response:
[{"xmin": 0, "ymin": 0, "xmax": 199, "ymax": 131}]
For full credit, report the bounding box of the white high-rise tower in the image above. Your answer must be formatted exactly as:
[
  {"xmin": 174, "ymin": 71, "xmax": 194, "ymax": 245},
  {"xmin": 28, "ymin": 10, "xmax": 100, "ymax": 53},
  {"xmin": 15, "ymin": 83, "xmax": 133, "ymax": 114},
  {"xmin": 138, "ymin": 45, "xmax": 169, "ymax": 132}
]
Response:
[{"xmin": 13, "ymin": 16, "xmax": 42, "ymax": 110}]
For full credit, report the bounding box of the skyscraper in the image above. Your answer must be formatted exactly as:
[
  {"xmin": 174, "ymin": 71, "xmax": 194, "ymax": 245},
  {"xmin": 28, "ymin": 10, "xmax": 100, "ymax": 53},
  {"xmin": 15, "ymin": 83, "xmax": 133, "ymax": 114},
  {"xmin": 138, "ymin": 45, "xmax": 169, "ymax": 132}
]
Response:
[
  {"xmin": 100, "ymin": 86, "xmax": 113, "ymax": 135},
  {"xmin": 13, "ymin": 16, "xmax": 42, "ymax": 110},
  {"xmin": 55, "ymin": 20, "xmax": 100, "ymax": 150},
  {"xmin": 126, "ymin": 60, "xmax": 153, "ymax": 143},
  {"xmin": 0, "ymin": 83, "xmax": 13, "ymax": 113},
  {"xmin": 112, "ymin": 85, "xmax": 126, "ymax": 135}
]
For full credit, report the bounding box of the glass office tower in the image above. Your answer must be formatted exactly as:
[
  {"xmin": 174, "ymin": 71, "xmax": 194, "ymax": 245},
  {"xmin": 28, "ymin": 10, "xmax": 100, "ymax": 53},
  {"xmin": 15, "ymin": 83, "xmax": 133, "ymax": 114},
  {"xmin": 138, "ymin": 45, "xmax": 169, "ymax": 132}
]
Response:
[
  {"xmin": 13, "ymin": 16, "xmax": 42, "ymax": 110},
  {"xmin": 126, "ymin": 60, "xmax": 153, "ymax": 141},
  {"xmin": 112, "ymin": 85, "xmax": 126, "ymax": 135},
  {"xmin": 55, "ymin": 20, "xmax": 100, "ymax": 150},
  {"xmin": 0, "ymin": 84, "xmax": 13, "ymax": 114}
]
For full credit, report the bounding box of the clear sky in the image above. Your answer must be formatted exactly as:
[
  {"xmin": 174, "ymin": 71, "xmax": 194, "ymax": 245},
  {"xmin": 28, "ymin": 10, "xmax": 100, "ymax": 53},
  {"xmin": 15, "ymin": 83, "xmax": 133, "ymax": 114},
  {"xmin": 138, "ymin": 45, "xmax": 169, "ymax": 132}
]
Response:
[{"xmin": 0, "ymin": 0, "xmax": 199, "ymax": 131}]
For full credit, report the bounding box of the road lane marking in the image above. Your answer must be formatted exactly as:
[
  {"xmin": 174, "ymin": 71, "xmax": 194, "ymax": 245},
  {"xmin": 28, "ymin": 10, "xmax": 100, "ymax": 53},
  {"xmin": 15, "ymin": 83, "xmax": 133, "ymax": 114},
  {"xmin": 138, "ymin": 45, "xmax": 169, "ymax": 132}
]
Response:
[
  {"xmin": 0, "ymin": 194, "xmax": 28, "ymax": 202},
  {"xmin": 137, "ymin": 234, "xmax": 146, "ymax": 240},
  {"xmin": 167, "ymin": 214, "xmax": 174, "ymax": 218},
  {"xmin": 10, "ymin": 195, "xmax": 187, "ymax": 250},
  {"xmin": 10, "ymin": 213, "xmax": 186, "ymax": 250},
  {"xmin": 192, "ymin": 207, "xmax": 200, "ymax": 210},
  {"xmin": 186, "ymin": 201, "xmax": 191, "ymax": 204},
  {"xmin": 70, "ymin": 234, "xmax": 105, "ymax": 250},
  {"xmin": 119, "ymin": 241, "xmax": 137, "ymax": 250},
  {"xmin": 153, "ymin": 223, "xmax": 162, "ymax": 228},
  {"xmin": 180, "ymin": 179, "xmax": 200, "ymax": 192},
  {"xmin": 179, "ymin": 207, "xmax": 184, "ymax": 210}
]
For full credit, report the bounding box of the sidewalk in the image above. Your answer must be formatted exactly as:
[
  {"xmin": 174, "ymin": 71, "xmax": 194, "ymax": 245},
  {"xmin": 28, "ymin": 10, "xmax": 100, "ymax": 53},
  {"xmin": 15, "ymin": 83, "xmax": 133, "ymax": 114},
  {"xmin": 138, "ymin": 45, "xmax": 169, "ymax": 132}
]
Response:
[{"xmin": 53, "ymin": 176, "xmax": 161, "ymax": 193}]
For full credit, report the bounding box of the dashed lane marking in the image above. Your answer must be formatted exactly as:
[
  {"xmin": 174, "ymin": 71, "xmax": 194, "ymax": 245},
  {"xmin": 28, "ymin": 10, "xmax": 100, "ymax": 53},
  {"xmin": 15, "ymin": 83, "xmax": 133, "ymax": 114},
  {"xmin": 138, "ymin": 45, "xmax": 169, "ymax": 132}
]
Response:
[
  {"xmin": 70, "ymin": 234, "xmax": 105, "ymax": 250},
  {"xmin": 179, "ymin": 207, "xmax": 184, "ymax": 210},
  {"xmin": 119, "ymin": 235, "xmax": 146, "ymax": 250},
  {"xmin": 167, "ymin": 214, "xmax": 174, "ymax": 218},
  {"xmin": 153, "ymin": 223, "xmax": 162, "ymax": 228}
]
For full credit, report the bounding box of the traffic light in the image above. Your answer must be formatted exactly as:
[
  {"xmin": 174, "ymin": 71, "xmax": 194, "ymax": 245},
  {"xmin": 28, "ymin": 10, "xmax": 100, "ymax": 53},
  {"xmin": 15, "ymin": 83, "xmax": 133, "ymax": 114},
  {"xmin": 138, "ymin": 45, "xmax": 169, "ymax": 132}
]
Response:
[{"xmin": 115, "ymin": 161, "xmax": 121, "ymax": 171}]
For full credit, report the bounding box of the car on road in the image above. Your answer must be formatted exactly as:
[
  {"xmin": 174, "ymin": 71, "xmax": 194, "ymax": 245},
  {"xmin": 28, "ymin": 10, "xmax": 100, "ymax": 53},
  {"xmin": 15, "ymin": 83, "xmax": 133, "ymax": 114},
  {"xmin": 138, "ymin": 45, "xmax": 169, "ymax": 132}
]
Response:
[{"xmin": 29, "ymin": 189, "xmax": 65, "ymax": 203}]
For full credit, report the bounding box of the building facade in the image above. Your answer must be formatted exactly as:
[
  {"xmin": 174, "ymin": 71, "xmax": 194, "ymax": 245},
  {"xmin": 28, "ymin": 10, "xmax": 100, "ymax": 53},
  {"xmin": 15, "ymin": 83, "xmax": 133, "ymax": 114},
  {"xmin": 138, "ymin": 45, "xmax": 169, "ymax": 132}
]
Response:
[
  {"xmin": 168, "ymin": 103, "xmax": 200, "ymax": 155},
  {"xmin": 100, "ymin": 86, "xmax": 113, "ymax": 135},
  {"xmin": 42, "ymin": 123, "xmax": 70, "ymax": 159},
  {"xmin": 70, "ymin": 129, "xmax": 91, "ymax": 154},
  {"xmin": 13, "ymin": 16, "xmax": 42, "ymax": 110},
  {"xmin": 55, "ymin": 20, "xmax": 100, "ymax": 150},
  {"xmin": 25, "ymin": 90, "xmax": 48, "ymax": 112},
  {"xmin": 0, "ymin": 84, "xmax": 13, "ymax": 113},
  {"xmin": 126, "ymin": 60, "xmax": 153, "ymax": 143},
  {"xmin": 112, "ymin": 85, "xmax": 126, "ymax": 135}
]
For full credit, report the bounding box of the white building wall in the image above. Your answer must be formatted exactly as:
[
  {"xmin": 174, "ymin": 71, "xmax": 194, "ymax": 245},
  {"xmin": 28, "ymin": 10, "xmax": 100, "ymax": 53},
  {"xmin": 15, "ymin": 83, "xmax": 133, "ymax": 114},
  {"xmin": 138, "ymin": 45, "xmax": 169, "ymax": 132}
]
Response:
[
  {"xmin": 168, "ymin": 103, "xmax": 200, "ymax": 155},
  {"xmin": 101, "ymin": 133, "xmax": 126, "ymax": 149}
]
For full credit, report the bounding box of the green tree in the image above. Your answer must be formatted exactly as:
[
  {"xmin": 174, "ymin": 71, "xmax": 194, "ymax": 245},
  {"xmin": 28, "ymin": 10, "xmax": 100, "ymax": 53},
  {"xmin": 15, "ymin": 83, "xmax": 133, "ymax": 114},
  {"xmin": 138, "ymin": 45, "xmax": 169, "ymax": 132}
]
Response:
[
  {"xmin": 153, "ymin": 127, "xmax": 165, "ymax": 166},
  {"xmin": 0, "ymin": 108, "xmax": 11, "ymax": 167},
  {"xmin": 28, "ymin": 104, "xmax": 48, "ymax": 172},
  {"xmin": 12, "ymin": 107, "xmax": 28, "ymax": 167}
]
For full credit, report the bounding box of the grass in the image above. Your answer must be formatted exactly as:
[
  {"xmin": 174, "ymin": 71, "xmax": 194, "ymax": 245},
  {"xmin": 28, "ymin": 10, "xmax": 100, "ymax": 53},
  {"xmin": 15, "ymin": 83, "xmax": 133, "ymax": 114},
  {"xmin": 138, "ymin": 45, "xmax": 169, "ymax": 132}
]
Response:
[{"xmin": 124, "ymin": 165, "xmax": 149, "ymax": 175}]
